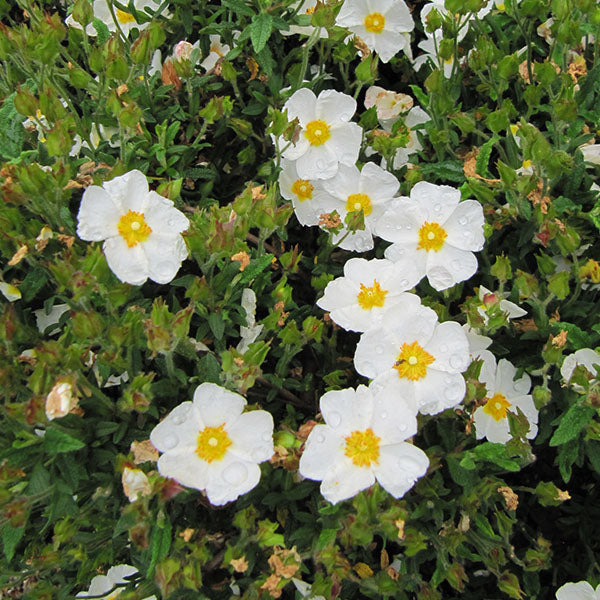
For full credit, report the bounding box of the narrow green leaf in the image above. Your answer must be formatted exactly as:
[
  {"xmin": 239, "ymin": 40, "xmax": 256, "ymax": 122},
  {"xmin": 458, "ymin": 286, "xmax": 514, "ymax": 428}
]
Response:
[
  {"xmin": 44, "ymin": 426, "xmax": 85, "ymax": 455},
  {"xmin": 250, "ymin": 13, "xmax": 273, "ymax": 54},
  {"xmin": 549, "ymin": 403, "xmax": 595, "ymax": 446}
]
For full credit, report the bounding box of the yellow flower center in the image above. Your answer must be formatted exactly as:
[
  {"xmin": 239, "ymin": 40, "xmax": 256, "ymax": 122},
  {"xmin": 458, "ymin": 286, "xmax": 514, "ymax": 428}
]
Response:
[
  {"xmin": 305, "ymin": 5, "xmax": 315, "ymax": 13},
  {"xmin": 291, "ymin": 179, "xmax": 313, "ymax": 202},
  {"xmin": 521, "ymin": 159, "xmax": 532, "ymax": 169},
  {"xmin": 345, "ymin": 193, "xmax": 372, "ymax": 216},
  {"xmin": 116, "ymin": 8, "xmax": 136, "ymax": 24},
  {"xmin": 117, "ymin": 210, "xmax": 152, "ymax": 248},
  {"xmin": 482, "ymin": 393, "xmax": 511, "ymax": 421},
  {"xmin": 357, "ymin": 279, "xmax": 387, "ymax": 310},
  {"xmin": 364, "ymin": 12, "xmax": 385, "ymax": 34},
  {"xmin": 393, "ymin": 341, "xmax": 435, "ymax": 381},
  {"xmin": 417, "ymin": 222, "xmax": 447, "ymax": 252},
  {"xmin": 496, "ymin": 2, "xmax": 505, "ymax": 10},
  {"xmin": 195, "ymin": 424, "xmax": 232, "ymax": 463},
  {"xmin": 210, "ymin": 43, "xmax": 224, "ymax": 57},
  {"xmin": 344, "ymin": 428, "xmax": 380, "ymax": 467},
  {"xmin": 304, "ymin": 119, "xmax": 331, "ymax": 146}
]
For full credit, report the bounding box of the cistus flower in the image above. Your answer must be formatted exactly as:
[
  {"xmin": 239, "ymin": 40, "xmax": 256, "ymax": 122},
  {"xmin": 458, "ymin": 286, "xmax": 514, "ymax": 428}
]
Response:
[
  {"xmin": 121, "ymin": 466, "xmax": 151, "ymax": 502},
  {"xmin": 316, "ymin": 257, "xmax": 422, "ymax": 332},
  {"xmin": 561, "ymin": 348, "xmax": 600, "ymax": 384},
  {"xmin": 354, "ymin": 293, "xmax": 470, "ymax": 415},
  {"xmin": 277, "ymin": 88, "xmax": 362, "ymax": 180},
  {"xmin": 76, "ymin": 170, "xmax": 189, "ymax": 286},
  {"xmin": 335, "ymin": 0, "xmax": 414, "ymax": 63},
  {"xmin": 364, "ymin": 86, "xmax": 413, "ymax": 124},
  {"xmin": 200, "ymin": 34, "xmax": 230, "ymax": 71},
  {"xmin": 299, "ymin": 385, "xmax": 429, "ymax": 504},
  {"xmin": 477, "ymin": 285, "xmax": 527, "ymax": 325},
  {"xmin": 556, "ymin": 581, "xmax": 600, "ymax": 600},
  {"xmin": 76, "ymin": 564, "xmax": 156, "ymax": 599},
  {"xmin": 283, "ymin": 0, "xmax": 329, "ymax": 38},
  {"xmin": 377, "ymin": 181, "xmax": 485, "ymax": 291},
  {"xmin": 45, "ymin": 381, "xmax": 77, "ymax": 420},
  {"xmin": 473, "ymin": 356, "xmax": 537, "ymax": 444},
  {"xmin": 150, "ymin": 383, "xmax": 274, "ymax": 505},
  {"xmin": 317, "ymin": 162, "xmax": 400, "ymax": 251}
]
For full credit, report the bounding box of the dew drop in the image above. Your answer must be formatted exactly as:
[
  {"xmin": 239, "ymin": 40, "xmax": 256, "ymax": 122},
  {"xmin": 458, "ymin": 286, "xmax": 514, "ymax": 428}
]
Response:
[
  {"xmin": 397, "ymin": 455, "xmax": 424, "ymax": 473},
  {"xmin": 327, "ymin": 411, "xmax": 342, "ymax": 428},
  {"xmin": 433, "ymin": 203, "xmax": 442, "ymax": 212},
  {"xmin": 381, "ymin": 411, "xmax": 388, "ymax": 419},
  {"xmin": 167, "ymin": 218, "xmax": 175, "ymax": 227},
  {"xmin": 449, "ymin": 354, "xmax": 465, "ymax": 370},
  {"xmin": 458, "ymin": 216, "xmax": 468, "ymax": 226},
  {"xmin": 405, "ymin": 224, "xmax": 412, "ymax": 230},
  {"xmin": 163, "ymin": 433, "xmax": 178, "ymax": 450},
  {"xmin": 316, "ymin": 159, "xmax": 326, "ymax": 170},
  {"xmin": 375, "ymin": 345, "xmax": 384, "ymax": 355},
  {"xmin": 222, "ymin": 462, "xmax": 248, "ymax": 486},
  {"xmin": 398, "ymin": 423, "xmax": 407, "ymax": 432},
  {"xmin": 172, "ymin": 413, "xmax": 186, "ymax": 425},
  {"xmin": 262, "ymin": 431, "xmax": 272, "ymax": 442},
  {"xmin": 315, "ymin": 433, "xmax": 326, "ymax": 443},
  {"xmin": 395, "ymin": 224, "xmax": 403, "ymax": 230},
  {"xmin": 400, "ymin": 279, "xmax": 409, "ymax": 287}
]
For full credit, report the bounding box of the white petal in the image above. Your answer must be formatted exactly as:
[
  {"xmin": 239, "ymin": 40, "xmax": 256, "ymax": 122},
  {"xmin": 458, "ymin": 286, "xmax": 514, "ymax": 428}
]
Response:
[
  {"xmin": 107, "ymin": 565, "xmax": 138, "ymax": 585},
  {"xmin": 103, "ymin": 236, "xmax": 149, "ymax": 285},
  {"xmin": 193, "ymin": 383, "xmax": 246, "ymax": 426},
  {"xmin": 320, "ymin": 386, "xmax": 374, "ymax": 435},
  {"xmin": 333, "ymin": 227, "xmax": 374, "ymax": 252},
  {"xmin": 102, "ymin": 170, "xmax": 149, "ymax": 212},
  {"xmin": 373, "ymin": 443, "xmax": 428, "ymax": 498},
  {"xmin": 354, "ymin": 327, "xmax": 404, "ymax": 379},
  {"xmin": 372, "ymin": 30, "xmax": 404, "ymax": 63},
  {"xmin": 322, "ymin": 163, "xmax": 361, "ymax": 200},
  {"xmin": 299, "ymin": 425, "xmax": 345, "ymax": 480},
  {"xmin": 443, "ymin": 200, "xmax": 485, "ymax": 251},
  {"xmin": 561, "ymin": 348, "xmax": 600, "ymax": 380},
  {"xmin": 414, "ymin": 369, "xmax": 466, "ymax": 414},
  {"xmin": 380, "ymin": 298, "xmax": 439, "ymax": 346},
  {"xmin": 556, "ymin": 581, "xmax": 598, "ymax": 600},
  {"xmin": 376, "ymin": 198, "xmax": 422, "ymax": 244},
  {"xmin": 405, "ymin": 106, "xmax": 430, "ymax": 128},
  {"xmin": 77, "ymin": 186, "xmax": 121, "ymax": 241},
  {"xmin": 320, "ymin": 460, "xmax": 375, "ymax": 504},
  {"xmin": 336, "ymin": 0, "xmax": 365, "ymax": 27},
  {"xmin": 280, "ymin": 134, "xmax": 310, "ymax": 161},
  {"xmin": 143, "ymin": 234, "xmax": 187, "ymax": 284},
  {"xmin": 358, "ymin": 161, "xmax": 399, "ymax": 200},
  {"xmin": 495, "ymin": 358, "xmax": 531, "ymax": 397},
  {"xmin": 295, "ymin": 144, "xmax": 339, "ymax": 180},
  {"xmin": 143, "ymin": 191, "xmax": 190, "ymax": 234},
  {"xmin": 315, "ymin": 89, "xmax": 357, "ymax": 123},
  {"xmin": 383, "ymin": 0, "xmax": 414, "ymax": 32},
  {"xmin": 156, "ymin": 451, "xmax": 210, "ymax": 490},
  {"xmin": 510, "ymin": 395, "xmax": 539, "ymax": 436},
  {"xmin": 227, "ymin": 410, "xmax": 274, "ymax": 463},
  {"xmin": 426, "ymin": 245, "xmax": 478, "ymax": 290},
  {"xmin": 284, "ymin": 87, "xmax": 317, "ymax": 126},
  {"xmin": 426, "ymin": 321, "xmax": 470, "ymax": 373},
  {"xmin": 204, "ymin": 455, "xmax": 262, "ymax": 505},
  {"xmin": 77, "ymin": 575, "xmax": 113, "ymax": 597},
  {"xmin": 327, "ymin": 122, "xmax": 363, "ymax": 167},
  {"xmin": 410, "ymin": 181, "xmax": 460, "ymax": 224},
  {"xmin": 478, "ymin": 352, "xmax": 498, "ymax": 392},
  {"xmin": 371, "ymin": 386, "xmax": 417, "ymax": 443},
  {"xmin": 150, "ymin": 401, "xmax": 202, "ymax": 453},
  {"xmin": 499, "ymin": 298, "xmax": 527, "ymax": 319},
  {"xmin": 473, "ymin": 407, "xmax": 510, "ymax": 443}
]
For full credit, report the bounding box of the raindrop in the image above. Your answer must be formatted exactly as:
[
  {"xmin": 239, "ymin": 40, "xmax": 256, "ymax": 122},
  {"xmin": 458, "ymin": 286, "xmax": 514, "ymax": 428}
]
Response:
[
  {"xmin": 316, "ymin": 433, "xmax": 326, "ymax": 443},
  {"xmin": 222, "ymin": 462, "xmax": 248, "ymax": 486},
  {"xmin": 397, "ymin": 455, "xmax": 424, "ymax": 473},
  {"xmin": 328, "ymin": 411, "xmax": 342, "ymax": 428},
  {"xmin": 316, "ymin": 159, "xmax": 326, "ymax": 170},
  {"xmin": 433, "ymin": 203, "xmax": 442, "ymax": 212},
  {"xmin": 398, "ymin": 424, "xmax": 407, "ymax": 432},
  {"xmin": 400, "ymin": 279, "xmax": 409, "ymax": 287},
  {"xmin": 405, "ymin": 224, "xmax": 412, "ymax": 230},
  {"xmin": 167, "ymin": 218, "xmax": 176, "ymax": 227},
  {"xmin": 375, "ymin": 345, "xmax": 384, "ymax": 355},
  {"xmin": 449, "ymin": 354, "xmax": 465, "ymax": 370},
  {"xmin": 458, "ymin": 216, "xmax": 468, "ymax": 226},
  {"xmin": 444, "ymin": 384, "xmax": 463, "ymax": 401},
  {"xmin": 396, "ymin": 224, "xmax": 403, "ymax": 230},
  {"xmin": 381, "ymin": 411, "xmax": 388, "ymax": 419},
  {"xmin": 163, "ymin": 434, "xmax": 178, "ymax": 450},
  {"xmin": 261, "ymin": 431, "xmax": 272, "ymax": 442},
  {"xmin": 439, "ymin": 344, "xmax": 448, "ymax": 353},
  {"xmin": 172, "ymin": 413, "xmax": 186, "ymax": 425}
]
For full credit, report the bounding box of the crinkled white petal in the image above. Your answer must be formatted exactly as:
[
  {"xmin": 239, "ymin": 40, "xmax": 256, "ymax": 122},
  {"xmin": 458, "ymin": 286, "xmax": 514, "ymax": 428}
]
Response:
[
  {"xmin": 77, "ymin": 185, "xmax": 121, "ymax": 241},
  {"xmin": 561, "ymin": 348, "xmax": 600, "ymax": 381},
  {"xmin": 143, "ymin": 191, "xmax": 190, "ymax": 234},
  {"xmin": 204, "ymin": 454, "xmax": 262, "ymax": 505},
  {"xmin": 495, "ymin": 358, "xmax": 531, "ymax": 397},
  {"xmin": 227, "ymin": 410, "xmax": 274, "ymax": 463},
  {"xmin": 443, "ymin": 200, "xmax": 485, "ymax": 251},
  {"xmin": 426, "ymin": 245, "xmax": 478, "ymax": 291},
  {"xmin": 149, "ymin": 401, "xmax": 202, "ymax": 453},
  {"xmin": 143, "ymin": 233, "xmax": 188, "ymax": 284},
  {"xmin": 320, "ymin": 459, "xmax": 376, "ymax": 504},
  {"xmin": 371, "ymin": 386, "xmax": 418, "ymax": 443},
  {"xmin": 102, "ymin": 169, "xmax": 149, "ymax": 212},
  {"xmin": 327, "ymin": 122, "xmax": 363, "ymax": 167},
  {"xmin": 284, "ymin": 87, "xmax": 317, "ymax": 125},
  {"xmin": 299, "ymin": 424, "xmax": 345, "ymax": 480},
  {"xmin": 473, "ymin": 406, "xmax": 510, "ymax": 443},
  {"xmin": 320, "ymin": 386, "xmax": 374, "ymax": 435},
  {"xmin": 411, "ymin": 180, "xmax": 460, "ymax": 224},
  {"xmin": 103, "ymin": 236, "xmax": 148, "ymax": 285},
  {"xmin": 193, "ymin": 382, "xmax": 246, "ymax": 427},
  {"xmin": 556, "ymin": 581, "xmax": 599, "ymax": 600},
  {"xmin": 359, "ymin": 161, "xmax": 399, "ymax": 200},
  {"xmin": 426, "ymin": 321, "xmax": 470, "ymax": 373},
  {"xmin": 373, "ymin": 443, "xmax": 429, "ymax": 497},
  {"xmin": 156, "ymin": 450, "xmax": 210, "ymax": 490},
  {"xmin": 315, "ymin": 89, "xmax": 356, "ymax": 123},
  {"xmin": 295, "ymin": 144, "xmax": 339, "ymax": 180}
]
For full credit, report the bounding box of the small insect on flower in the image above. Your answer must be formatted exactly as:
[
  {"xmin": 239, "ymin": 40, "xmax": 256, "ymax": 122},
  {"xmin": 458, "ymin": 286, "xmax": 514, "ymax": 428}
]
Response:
[
  {"xmin": 76, "ymin": 170, "xmax": 190, "ymax": 286},
  {"xmin": 299, "ymin": 384, "xmax": 428, "ymax": 504},
  {"xmin": 150, "ymin": 383, "xmax": 274, "ymax": 506}
]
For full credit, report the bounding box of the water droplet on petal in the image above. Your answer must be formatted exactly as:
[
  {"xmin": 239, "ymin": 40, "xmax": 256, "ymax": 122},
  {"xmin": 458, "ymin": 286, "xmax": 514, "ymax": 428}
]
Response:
[
  {"xmin": 172, "ymin": 413, "xmax": 186, "ymax": 425},
  {"xmin": 398, "ymin": 423, "xmax": 407, "ymax": 432},
  {"xmin": 397, "ymin": 455, "xmax": 424, "ymax": 474},
  {"xmin": 251, "ymin": 447, "xmax": 270, "ymax": 461},
  {"xmin": 434, "ymin": 203, "xmax": 442, "ymax": 212},
  {"xmin": 222, "ymin": 462, "xmax": 248, "ymax": 485},
  {"xmin": 316, "ymin": 159, "xmax": 326, "ymax": 170},
  {"xmin": 451, "ymin": 259, "xmax": 463, "ymax": 271},
  {"xmin": 163, "ymin": 434, "xmax": 178, "ymax": 450},
  {"xmin": 449, "ymin": 354, "xmax": 465, "ymax": 370},
  {"xmin": 315, "ymin": 433, "xmax": 325, "ymax": 443},
  {"xmin": 381, "ymin": 411, "xmax": 388, "ymax": 419},
  {"xmin": 262, "ymin": 431, "xmax": 272, "ymax": 442},
  {"xmin": 375, "ymin": 345, "xmax": 384, "ymax": 355},
  {"xmin": 328, "ymin": 411, "xmax": 342, "ymax": 428},
  {"xmin": 458, "ymin": 216, "xmax": 468, "ymax": 226},
  {"xmin": 405, "ymin": 224, "xmax": 412, "ymax": 230},
  {"xmin": 400, "ymin": 279, "xmax": 409, "ymax": 287},
  {"xmin": 167, "ymin": 218, "xmax": 175, "ymax": 227}
]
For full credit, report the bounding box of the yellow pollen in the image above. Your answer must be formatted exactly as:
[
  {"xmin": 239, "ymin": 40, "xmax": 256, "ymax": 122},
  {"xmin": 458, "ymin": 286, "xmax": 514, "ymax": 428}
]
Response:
[
  {"xmin": 522, "ymin": 160, "xmax": 532, "ymax": 169},
  {"xmin": 291, "ymin": 179, "xmax": 313, "ymax": 202},
  {"xmin": 345, "ymin": 193, "xmax": 372, "ymax": 216},
  {"xmin": 510, "ymin": 124, "xmax": 519, "ymax": 136},
  {"xmin": 116, "ymin": 8, "xmax": 136, "ymax": 24},
  {"xmin": 305, "ymin": 5, "xmax": 315, "ymax": 13},
  {"xmin": 195, "ymin": 424, "xmax": 232, "ymax": 462},
  {"xmin": 417, "ymin": 222, "xmax": 447, "ymax": 252},
  {"xmin": 304, "ymin": 119, "xmax": 331, "ymax": 146},
  {"xmin": 210, "ymin": 43, "xmax": 224, "ymax": 57},
  {"xmin": 482, "ymin": 393, "xmax": 511, "ymax": 421},
  {"xmin": 497, "ymin": 2, "xmax": 505, "ymax": 10},
  {"xmin": 357, "ymin": 279, "xmax": 387, "ymax": 310},
  {"xmin": 344, "ymin": 428, "xmax": 380, "ymax": 467},
  {"xmin": 117, "ymin": 210, "xmax": 152, "ymax": 248},
  {"xmin": 35, "ymin": 109, "xmax": 43, "ymax": 119},
  {"xmin": 364, "ymin": 12, "xmax": 385, "ymax": 34},
  {"xmin": 393, "ymin": 341, "xmax": 435, "ymax": 381}
]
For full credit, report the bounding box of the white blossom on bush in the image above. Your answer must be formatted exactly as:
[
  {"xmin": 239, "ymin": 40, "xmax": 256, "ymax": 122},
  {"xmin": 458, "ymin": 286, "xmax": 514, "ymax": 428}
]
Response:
[
  {"xmin": 277, "ymin": 88, "xmax": 362, "ymax": 180},
  {"xmin": 77, "ymin": 564, "xmax": 156, "ymax": 599},
  {"xmin": 77, "ymin": 170, "xmax": 189, "ymax": 286},
  {"xmin": 150, "ymin": 383, "xmax": 274, "ymax": 505},
  {"xmin": 477, "ymin": 285, "xmax": 527, "ymax": 325},
  {"xmin": 299, "ymin": 385, "xmax": 428, "ymax": 504},
  {"xmin": 556, "ymin": 581, "xmax": 600, "ymax": 600},
  {"xmin": 473, "ymin": 356, "xmax": 537, "ymax": 444},
  {"xmin": 336, "ymin": 0, "xmax": 414, "ymax": 63},
  {"xmin": 283, "ymin": 0, "xmax": 329, "ymax": 38},
  {"xmin": 377, "ymin": 181, "xmax": 485, "ymax": 291},
  {"xmin": 364, "ymin": 85, "xmax": 413, "ymax": 124},
  {"xmin": 201, "ymin": 35, "xmax": 230, "ymax": 71},
  {"xmin": 355, "ymin": 294, "xmax": 470, "ymax": 415},
  {"xmin": 561, "ymin": 348, "xmax": 600, "ymax": 383},
  {"xmin": 316, "ymin": 257, "xmax": 421, "ymax": 332}
]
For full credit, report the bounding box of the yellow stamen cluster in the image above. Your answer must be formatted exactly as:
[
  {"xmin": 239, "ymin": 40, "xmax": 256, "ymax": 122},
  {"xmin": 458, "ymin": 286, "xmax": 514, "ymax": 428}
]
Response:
[
  {"xmin": 417, "ymin": 221, "xmax": 447, "ymax": 252},
  {"xmin": 291, "ymin": 179, "xmax": 314, "ymax": 202},
  {"xmin": 304, "ymin": 119, "xmax": 331, "ymax": 146},
  {"xmin": 195, "ymin": 424, "xmax": 232, "ymax": 463},
  {"xmin": 116, "ymin": 8, "xmax": 136, "ymax": 24},
  {"xmin": 117, "ymin": 210, "xmax": 152, "ymax": 248},
  {"xmin": 344, "ymin": 428, "xmax": 380, "ymax": 467},
  {"xmin": 482, "ymin": 393, "xmax": 511, "ymax": 421},
  {"xmin": 393, "ymin": 341, "xmax": 435, "ymax": 381},
  {"xmin": 345, "ymin": 193, "xmax": 372, "ymax": 216},
  {"xmin": 364, "ymin": 12, "xmax": 385, "ymax": 34},
  {"xmin": 357, "ymin": 279, "xmax": 387, "ymax": 310}
]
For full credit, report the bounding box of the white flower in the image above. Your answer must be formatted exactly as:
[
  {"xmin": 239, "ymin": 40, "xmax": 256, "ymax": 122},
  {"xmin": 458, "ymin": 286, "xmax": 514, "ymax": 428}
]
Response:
[
  {"xmin": 66, "ymin": 0, "xmax": 165, "ymax": 37},
  {"xmin": 462, "ymin": 323, "xmax": 494, "ymax": 363},
  {"xmin": 150, "ymin": 383, "xmax": 274, "ymax": 505},
  {"xmin": 0, "ymin": 282, "xmax": 21, "ymax": 302},
  {"xmin": 387, "ymin": 106, "xmax": 430, "ymax": 169},
  {"xmin": 283, "ymin": 0, "xmax": 329, "ymax": 38},
  {"xmin": 173, "ymin": 40, "xmax": 199, "ymax": 62},
  {"xmin": 581, "ymin": 144, "xmax": 600, "ymax": 166},
  {"xmin": 561, "ymin": 348, "xmax": 600, "ymax": 382},
  {"xmin": 420, "ymin": 1, "xmax": 492, "ymax": 40},
  {"xmin": 477, "ymin": 285, "xmax": 527, "ymax": 325},
  {"xmin": 556, "ymin": 581, "xmax": 600, "ymax": 600},
  {"xmin": 317, "ymin": 162, "xmax": 400, "ymax": 251},
  {"xmin": 364, "ymin": 86, "xmax": 413, "ymax": 123},
  {"xmin": 236, "ymin": 288, "xmax": 264, "ymax": 354},
  {"xmin": 121, "ymin": 466, "xmax": 151, "ymax": 502},
  {"xmin": 355, "ymin": 294, "xmax": 470, "ymax": 415},
  {"xmin": 299, "ymin": 385, "xmax": 429, "ymax": 504},
  {"xmin": 77, "ymin": 564, "xmax": 156, "ymax": 599},
  {"xmin": 278, "ymin": 158, "xmax": 328, "ymax": 226},
  {"xmin": 336, "ymin": 0, "xmax": 414, "ymax": 63},
  {"xmin": 413, "ymin": 34, "xmax": 455, "ymax": 78},
  {"xmin": 148, "ymin": 49, "xmax": 163, "ymax": 76},
  {"xmin": 201, "ymin": 35, "xmax": 230, "ymax": 71},
  {"xmin": 76, "ymin": 170, "xmax": 190, "ymax": 286},
  {"xmin": 473, "ymin": 356, "xmax": 537, "ymax": 444},
  {"xmin": 34, "ymin": 303, "xmax": 70, "ymax": 335},
  {"xmin": 70, "ymin": 123, "xmax": 120, "ymax": 157},
  {"xmin": 45, "ymin": 381, "xmax": 76, "ymax": 420},
  {"xmin": 277, "ymin": 88, "xmax": 362, "ymax": 180},
  {"xmin": 377, "ymin": 181, "xmax": 485, "ymax": 291},
  {"xmin": 316, "ymin": 257, "xmax": 422, "ymax": 332}
]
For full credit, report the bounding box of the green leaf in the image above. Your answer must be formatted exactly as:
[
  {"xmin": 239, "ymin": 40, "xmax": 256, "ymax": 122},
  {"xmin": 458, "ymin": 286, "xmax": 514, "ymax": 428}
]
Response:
[
  {"xmin": 250, "ymin": 13, "xmax": 273, "ymax": 54},
  {"xmin": 2, "ymin": 524, "xmax": 25, "ymax": 562},
  {"xmin": 409, "ymin": 84, "xmax": 429, "ymax": 108},
  {"xmin": 44, "ymin": 426, "xmax": 85, "ymax": 455},
  {"xmin": 547, "ymin": 270, "xmax": 570, "ymax": 299},
  {"xmin": 20, "ymin": 266, "xmax": 48, "ymax": 303},
  {"xmin": 549, "ymin": 403, "xmax": 595, "ymax": 446},
  {"xmin": 0, "ymin": 93, "xmax": 25, "ymax": 160},
  {"xmin": 240, "ymin": 254, "xmax": 275, "ymax": 283},
  {"xmin": 208, "ymin": 312, "xmax": 225, "ymax": 340},
  {"xmin": 146, "ymin": 513, "xmax": 172, "ymax": 577},
  {"xmin": 419, "ymin": 160, "xmax": 465, "ymax": 183},
  {"xmin": 476, "ymin": 136, "xmax": 498, "ymax": 177},
  {"xmin": 92, "ymin": 17, "xmax": 110, "ymax": 45},
  {"xmin": 316, "ymin": 528, "xmax": 338, "ymax": 550}
]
